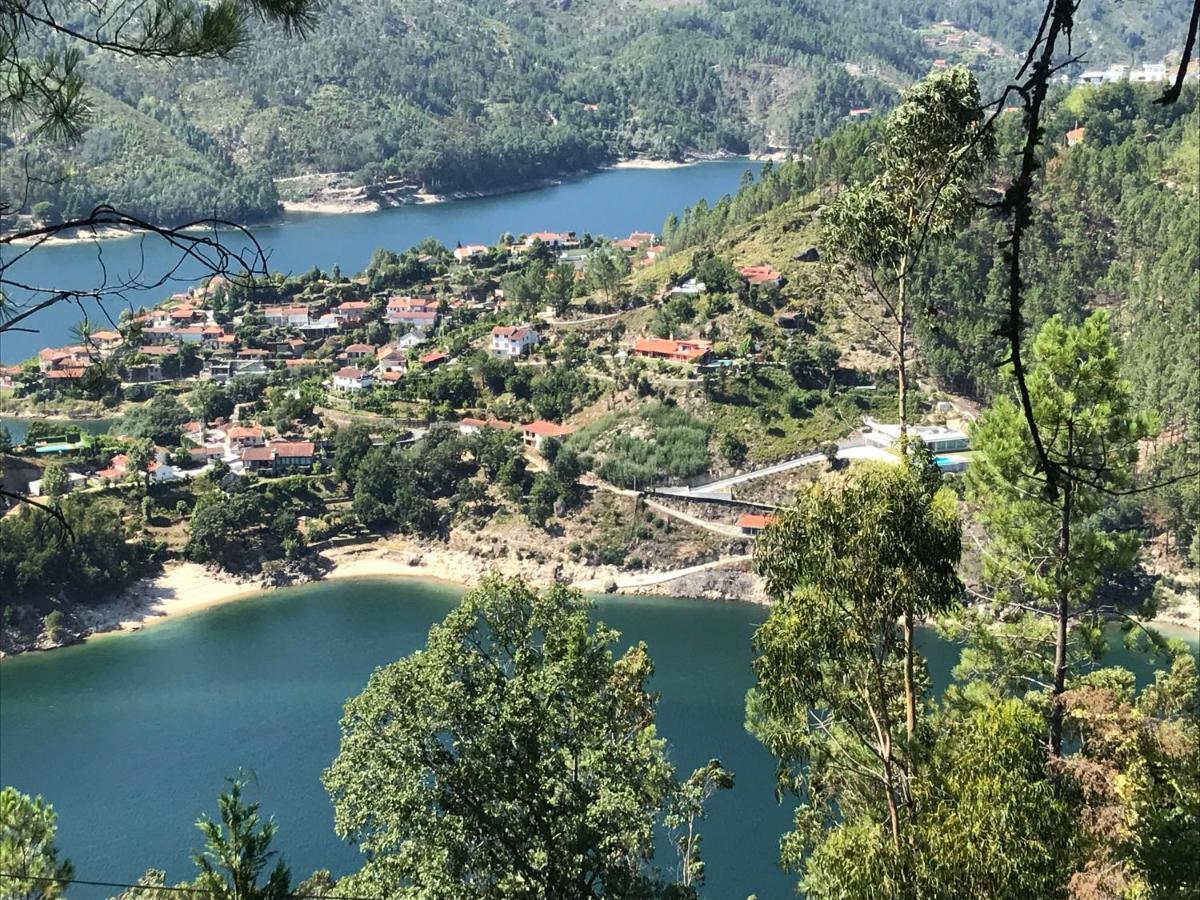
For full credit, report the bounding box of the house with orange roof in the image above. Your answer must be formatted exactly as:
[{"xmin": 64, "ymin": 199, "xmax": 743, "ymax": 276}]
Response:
[
  {"xmin": 332, "ymin": 301, "xmax": 372, "ymax": 325},
  {"xmin": 224, "ymin": 425, "xmax": 266, "ymax": 452},
  {"xmin": 453, "ymin": 244, "xmax": 490, "ymax": 263},
  {"xmin": 632, "ymin": 337, "xmax": 712, "ymax": 364},
  {"xmin": 737, "ymin": 513, "xmax": 776, "ymax": 536},
  {"xmin": 739, "ymin": 265, "xmax": 782, "ymax": 287},
  {"xmin": 521, "ymin": 419, "xmax": 573, "ymax": 449}
]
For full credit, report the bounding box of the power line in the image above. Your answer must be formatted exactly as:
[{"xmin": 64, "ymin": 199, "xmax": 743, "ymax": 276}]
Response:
[{"xmin": 0, "ymin": 873, "xmax": 382, "ymax": 900}]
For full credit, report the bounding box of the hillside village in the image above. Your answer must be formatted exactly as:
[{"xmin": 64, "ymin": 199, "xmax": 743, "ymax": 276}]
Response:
[{"xmin": 1, "ymin": 197, "xmax": 982, "ymax": 651}]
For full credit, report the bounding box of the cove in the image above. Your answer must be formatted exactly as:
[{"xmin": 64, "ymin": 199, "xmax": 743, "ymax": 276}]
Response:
[
  {"xmin": 0, "ymin": 160, "xmax": 762, "ymax": 364},
  {"xmin": 1, "ymin": 578, "xmax": 1192, "ymax": 899}
]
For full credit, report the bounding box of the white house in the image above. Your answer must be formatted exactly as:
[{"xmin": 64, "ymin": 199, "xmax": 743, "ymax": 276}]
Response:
[
  {"xmin": 332, "ymin": 301, "xmax": 371, "ymax": 324},
  {"xmin": 263, "ymin": 305, "xmax": 310, "ymax": 327},
  {"xmin": 491, "ymin": 325, "xmax": 539, "ymax": 358},
  {"xmin": 863, "ymin": 417, "xmax": 969, "ymax": 454},
  {"xmin": 521, "ymin": 419, "xmax": 572, "ymax": 450},
  {"xmin": 386, "ymin": 296, "xmax": 439, "ymax": 328},
  {"xmin": 395, "ymin": 331, "xmax": 425, "ymax": 350},
  {"xmin": 454, "ymin": 244, "xmax": 489, "ymax": 263},
  {"xmin": 669, "ymin": 279, "xmax": 706, "ymax": 296},
  {"xmin": 333, "ymin": 366, "xmax": 373, "ymax": 392},
  {"xmin": 29, "ymin": 471, "xmax": 87, "ymax": 496},
  {"xmin": 376, "ymin": 346, "xmax": 409, "ymax": 373}
]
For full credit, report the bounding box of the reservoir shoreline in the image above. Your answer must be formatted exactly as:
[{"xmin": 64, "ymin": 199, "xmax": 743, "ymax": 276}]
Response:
[
  {"xmin": 8, "ymin": 154, "xmax": 748, "ymax": 248},
  {"xmin": 1, "ymin": 540, "xmax": 766, "ymax": 658},
  {"xmin": 7, "ymin": 540, "xmax": 1195, "ymax": 658}
]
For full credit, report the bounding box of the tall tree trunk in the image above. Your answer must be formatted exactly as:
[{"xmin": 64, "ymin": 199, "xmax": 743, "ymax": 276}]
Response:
[
  {"xmin": 896, "ymin": 263, "xmax": 909, "ymax": 442},
  {"xmin": 1049, "ymin": 479, "xmax": 1073, "ymax": 756},
  {"xmin": 896, "ymin": 260, "xmax": 917, "ymax": 745},
  {"xmin": 903, "ymin": 611, "xmax": 917, "ymax": 741}
]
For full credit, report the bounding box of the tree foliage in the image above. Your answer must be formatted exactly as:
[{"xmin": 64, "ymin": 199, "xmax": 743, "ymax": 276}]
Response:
[
  {"xmin": 324, "ymin": 575, "xmax": 719, "ymax": 899},
  {"xmin": 0, "ymin": 787, "xmax": 74, "ymax": 900}
]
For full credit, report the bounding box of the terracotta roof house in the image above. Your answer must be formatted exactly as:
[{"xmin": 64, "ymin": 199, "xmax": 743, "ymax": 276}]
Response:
[
  {"xmin": 521, "ymin": 419, "xmax": 573, "ymax": 449},
  {"xmin": 419, "ymin": 351, "xmax": 447, "ymax": 369},
  {"xmin": 454, "ymin": 244, "xmax": 489, "ymax": 262},
  {"xmin": 343, "ymin": 343, "xmax": 376, "ymax": 360},
  {"xmin": 737, "ymin": 514, "xmax": 775, "ymax": 536},
  {"xmin": 632, "ymin": 337, "xmax": 712, "ymax": 364},
  {"xmin": 738, "ymin": 265, "xmax": 782, "ymax": 287}
]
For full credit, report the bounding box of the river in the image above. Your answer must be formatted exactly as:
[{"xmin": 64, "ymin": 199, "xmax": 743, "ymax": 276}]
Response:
[
  {"xmin": 2, "ymin": 578, "xmax": 1193, "ymax": 900},
  {"xmin": 0, "ymin": 160, "xmax": 761, "ymax": 364}
]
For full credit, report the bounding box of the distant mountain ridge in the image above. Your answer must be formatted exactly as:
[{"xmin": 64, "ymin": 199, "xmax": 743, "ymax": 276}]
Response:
[{"xmin": 2, "ymin": 0, "xmax": 1190, "ymax": 226}]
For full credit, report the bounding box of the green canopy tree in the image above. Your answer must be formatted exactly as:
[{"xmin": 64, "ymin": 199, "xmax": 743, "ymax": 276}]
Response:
[
  {"xmin": 192, "ymin": 777, "xmax": 290, "ymax": 900},
  {"xmin": 0, "ymin": 788, "xmax": 74, "ymax": 900},
  {"xmin": 747, "ymin": 460, "xmax": 961, "ymax": 863},
  {"xmin": 37, "ymin": 463, "xmax": 68, "ymax": 500},
  {"xmin": 963, "ymin": 310, "xmax": 1156, "ymax": 754},
  {"xmin": 823, "ymin": 65, "xmax": 991, "ymax": 442},
  {"xmin": 324, "ymin": 575, "xmax": 723, "ymax": 899}
]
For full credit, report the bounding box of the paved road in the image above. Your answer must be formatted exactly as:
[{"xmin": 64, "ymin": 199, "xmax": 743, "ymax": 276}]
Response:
[
  {"xmin": 656, "ymin": 438, "xmax": 880, "ymax": 499},
  {"xmin": 574, "ymin": 554, "xmax": 752, "ymax": 592},
  {"xmin": 643, "ymin": 498, "xmax": 746, "ymax": 538}
]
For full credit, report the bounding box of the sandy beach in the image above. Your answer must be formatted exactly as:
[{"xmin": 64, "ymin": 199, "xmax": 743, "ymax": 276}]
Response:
[
  {"xmin": 19, "ymin": 539, "xmax": 1192, "ymax": 656},
  {"xmin": 16, "ymin": 538, "xmax": 760, "ymax": 655},
  {"xmin": 280, "ymin": 198, "xmax": 381, "ymax": 215},
  {"xmin": 610, "ymin": 159, "xmax": 697, "ymax": 170},
  {"xmin": 6, "ymin": 224, "xmax": 146, "ymax": 247}
]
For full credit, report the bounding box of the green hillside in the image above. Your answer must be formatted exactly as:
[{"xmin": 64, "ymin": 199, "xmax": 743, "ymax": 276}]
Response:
[{"xmin": 4, "ymin": 0, "xmax": 1191, "ymax": 225}]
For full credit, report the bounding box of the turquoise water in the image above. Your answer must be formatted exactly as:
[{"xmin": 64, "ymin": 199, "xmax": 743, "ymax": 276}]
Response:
[
  {"xmin": 0, "ymin": 578, "xmax": 1194, "ymax": 898},
  {"xmin": 0, "ymin": 161, "xmax": 762, "ymax": 364},
  {"xmin": 0, "ymin": 579, "xmax": 793, "ymax": 898}
]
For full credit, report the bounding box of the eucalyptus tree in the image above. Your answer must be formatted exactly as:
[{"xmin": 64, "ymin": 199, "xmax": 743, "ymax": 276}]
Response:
[
  {"xmin": 964, "ymin": 311, "xmax": 1157, "ymax": 755},
  {"xmin": 823, "ymin": 65, "xmax": 991, "ymax": 439},
  {"xmin": 324, "ymin": 575, "xmax": 724, "ymax": 899},
  {"xmin": 747, "ymin": 460, "xmax": 961, "ymax": 862}
]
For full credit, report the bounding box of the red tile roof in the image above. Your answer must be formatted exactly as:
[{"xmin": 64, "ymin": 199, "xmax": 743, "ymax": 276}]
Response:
[
  {"xmin": 522, "ymin": 419, "xmax": 572, "ymax": 438},
  {"xmin": 739, "ymin": 265, "xmax": 782, "ymax": 286},
  {"xmin": 271, "ymin": 441, "xmax": 314, "ymax": 458},
  {"xmin": 492, "ymin": 325, "xmax": 533, "ymax": 340},
  {"xmin": 737, "ymin": 514, "xmax": 775, "ymax": 530},
  {"xmin": 419, "ymin": 351, "xmax": 447, "ymax": 365},
  {"xmin": 632, "ymin": 338, "xmax": 712, "ymax": 362},
  {"xmin": 227, "ymin": 426, "xmax": 264, "ymax": 439}
]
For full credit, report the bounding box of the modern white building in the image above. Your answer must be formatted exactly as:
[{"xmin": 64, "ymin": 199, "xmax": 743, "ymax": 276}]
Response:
[{"xmin": 863, "ymin": 417, "xmax": 969, "ymax": 454}]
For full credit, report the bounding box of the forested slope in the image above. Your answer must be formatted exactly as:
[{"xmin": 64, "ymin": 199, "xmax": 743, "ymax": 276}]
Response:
[
  {"xmin": 3, "ymin": 0, "xmax": 1190, "ymax": 225},
  {"xmin": 660, "ymin": 80, "xmax": 1199, "ymax": 556}
]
